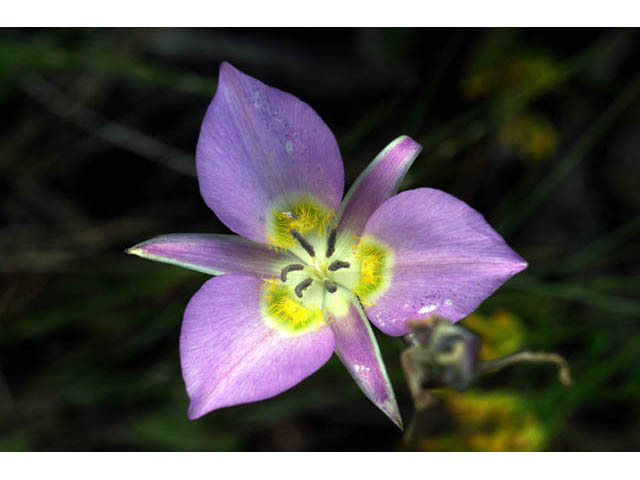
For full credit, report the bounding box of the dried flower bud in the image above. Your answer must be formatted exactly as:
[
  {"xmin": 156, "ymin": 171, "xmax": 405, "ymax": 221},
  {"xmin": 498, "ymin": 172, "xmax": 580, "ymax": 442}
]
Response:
[{"xmin": 403, "ymin": 317, "xmax": 481, "ymax": 395}]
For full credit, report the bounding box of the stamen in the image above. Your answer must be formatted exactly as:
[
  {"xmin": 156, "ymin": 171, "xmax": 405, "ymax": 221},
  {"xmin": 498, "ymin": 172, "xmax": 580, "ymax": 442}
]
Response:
[
  {"xmin": 280, "ymin": 263, "xmax": 304, "ymax": 282},
  {"xmin": 290, "ymin": 229, "xmax": 315, "ymax": 257},
  {"xmin": 324, "ymin": 279, "xmax": 337, "ymax": 293},
  {"xmin": 295, "ymin": 277, "xmax": 314, "ymax": 298},
  {"xmin": 328, "ymin": 260, "xmax": 350, "ymax": 271},
  {"xmin": 325, "ymin": 228, "xmax": 337, "ymax": 258}
]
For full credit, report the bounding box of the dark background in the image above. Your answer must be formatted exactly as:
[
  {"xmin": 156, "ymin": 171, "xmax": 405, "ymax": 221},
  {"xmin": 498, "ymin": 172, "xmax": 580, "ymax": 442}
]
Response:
[{"xmin": 1, "ymin": 28, "xmax": 639, "ymax": 451}]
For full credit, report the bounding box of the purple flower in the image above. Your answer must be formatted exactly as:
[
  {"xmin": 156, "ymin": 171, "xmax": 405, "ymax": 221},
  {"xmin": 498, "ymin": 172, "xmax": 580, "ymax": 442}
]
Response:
[{"xmin": 127, "ymin": 62, "xmax": 527, "ymax": 428}]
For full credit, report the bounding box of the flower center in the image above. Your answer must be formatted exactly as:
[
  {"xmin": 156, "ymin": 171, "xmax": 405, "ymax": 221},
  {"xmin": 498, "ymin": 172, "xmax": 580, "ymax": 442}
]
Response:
[
  {"xmin": 280, "ymin": 227, "xmax": 350, "ymax": 299},
  {"xmin": 261, "ymin": 196, "xmax": 392, "ymax": 336}
]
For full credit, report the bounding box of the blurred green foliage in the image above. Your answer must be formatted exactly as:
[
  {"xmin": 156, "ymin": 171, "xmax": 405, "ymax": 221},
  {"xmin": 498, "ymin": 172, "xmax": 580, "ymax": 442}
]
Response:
[{"xmin": 1, "ymin": 28, "xmax": 639, "ymax": 451}]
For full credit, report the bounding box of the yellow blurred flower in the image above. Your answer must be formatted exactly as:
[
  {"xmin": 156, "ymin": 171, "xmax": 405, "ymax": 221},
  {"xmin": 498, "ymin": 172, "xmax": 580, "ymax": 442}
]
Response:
[
  {"xmin": 498, "ymin": 112, "xmax": 558, "ymax": 163},
  {"xmin": 461, "ymin": 53, "xmax": 561, "ymax": 101},
  {"xmin": 462, "ymin": 310, "xmax": 525, "ymax": 360},
  {"xmin": 419, "ymin": 390, "xmax": 548, "ymax": 451}
]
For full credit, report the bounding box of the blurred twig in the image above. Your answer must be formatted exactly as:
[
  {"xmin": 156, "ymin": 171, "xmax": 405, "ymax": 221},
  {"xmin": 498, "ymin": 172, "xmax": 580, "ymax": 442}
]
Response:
[
  {"xmin": 478, "ymin": 350, "xmax": 573, "ymax": 387},
  {"xmin": 19, "ymin": 74, "xmax": 197, "ymax": 177}
]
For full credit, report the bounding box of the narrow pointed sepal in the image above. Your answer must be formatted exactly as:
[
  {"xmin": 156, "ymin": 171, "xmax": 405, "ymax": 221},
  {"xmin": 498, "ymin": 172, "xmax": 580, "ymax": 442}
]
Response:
[
  {"xmin": 337, "ymin": 135, "xmax": 422, "ymax": 237},
  {"xmin": 329, "ymin": 289, "xmax": 403, "ymax": 429},
  {"xmin": 126, "ymin": 233, "xmax": 295, "ymax": 277}
]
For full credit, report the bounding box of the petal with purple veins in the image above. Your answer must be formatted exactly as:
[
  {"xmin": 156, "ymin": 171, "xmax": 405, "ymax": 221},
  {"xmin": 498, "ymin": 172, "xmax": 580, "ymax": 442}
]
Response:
[
  {"xmin": 361, "ymin": 188, "xmax": 528, "ymax": 337},
  {"xmin": 181, "ymin": 274, "xmax": 335, "ymax": 419},
  {"xmin": 126, "ymin": 233, "xmax": 296, "ymax": 277},
  {"xmin": 196, "ymin": 62, "xmax": 345, "ymax": 244}
]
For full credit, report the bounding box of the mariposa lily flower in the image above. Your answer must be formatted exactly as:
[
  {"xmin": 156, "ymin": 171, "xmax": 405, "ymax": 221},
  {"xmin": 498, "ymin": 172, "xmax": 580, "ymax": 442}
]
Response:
[{"xmin": 127, "ymin": 62, "xmax": 527, "ymax": 428}]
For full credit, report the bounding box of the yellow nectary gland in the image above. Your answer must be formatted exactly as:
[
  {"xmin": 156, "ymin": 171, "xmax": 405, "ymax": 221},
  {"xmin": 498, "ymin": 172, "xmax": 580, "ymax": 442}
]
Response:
[
  {"xmin": 353, "ymin": 240, "xmax": 390, "ymax": 303},
  {"xmin": 266, "ymin": 198, "xmax": 335, "ymax": 249},
  {"xmin": 262, "ymin": 280, "xmax": 326, "ymax": 335}
]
